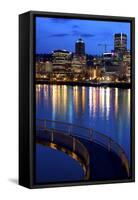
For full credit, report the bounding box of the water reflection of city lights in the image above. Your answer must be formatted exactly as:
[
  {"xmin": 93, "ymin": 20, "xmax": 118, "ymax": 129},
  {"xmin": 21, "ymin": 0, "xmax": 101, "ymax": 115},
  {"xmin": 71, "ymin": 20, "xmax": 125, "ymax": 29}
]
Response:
[
  {"xmin": 127, "ymin": 89, "xmax": 131, "ymax": 119},
  {"xmin": 82, "ymin": 87, "xmax": 86, "ymax": 112},
  {"xmin": 36, "ymin": 84, "xmax": 41, "ymax": 92},
  {"xmin": 89, "ymin": 87, "xmax": 96, "ymax": 117},
  {"xmin": 68, "ymin": 88, "xmax": 73, "ymax": 123},
  {"xmin": 52, "ymin": 85, "xmax": 57, "ymax": 120},
  {"xmin": 115, "ymin": 88, "xmax": 118, "ymax": 116},
  {"xmin": 73, "ymin": 86, "xmax": 79, "ymax": 113},
  {"xmin": 99, "ymin": 87, "xmax": 105, "ymax": 115},
  {"xmin": 36, "ymin": 84, "xmax": 131, "ymax": 162},
  {"xmin": 63, "ymin": 85, "xmax": 67, "ymax": 113},
  {"xmin": 105, "ymin": 87, "xmax": 110, "ymax": 120},
  {"xmin": 44, "ymin": 84, "xmax": 48, "ymax": 97},
  {"xmin": 36, "ymin": 85, "xmax": 41, "ymax": 106},
  {"xmin": 93, "ymin": 88, "xmax": 97, "ymax": 117},
  {"xmin": 89, "ymin": 87, "xmax": 92, "ymax": 116}
]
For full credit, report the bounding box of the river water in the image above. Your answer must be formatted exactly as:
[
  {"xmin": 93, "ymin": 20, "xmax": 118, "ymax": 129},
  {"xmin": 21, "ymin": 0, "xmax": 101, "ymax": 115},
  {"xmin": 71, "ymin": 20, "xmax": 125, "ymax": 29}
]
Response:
[{"xmin": 36, "ymin": 84, "xmax": 131, "ymax": 160}]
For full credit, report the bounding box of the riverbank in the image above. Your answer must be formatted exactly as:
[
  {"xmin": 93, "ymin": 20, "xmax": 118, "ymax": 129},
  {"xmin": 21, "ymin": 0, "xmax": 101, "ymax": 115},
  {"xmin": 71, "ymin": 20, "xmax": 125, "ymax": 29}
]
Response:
[{"xmin": 35, "ymin": 80, "xmax": 131, "ymax": 89}]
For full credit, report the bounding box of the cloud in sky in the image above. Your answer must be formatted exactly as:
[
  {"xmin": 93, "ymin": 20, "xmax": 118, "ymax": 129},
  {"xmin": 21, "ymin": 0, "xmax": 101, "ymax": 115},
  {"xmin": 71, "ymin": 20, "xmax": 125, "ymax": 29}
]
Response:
[
  {"xmin": 49, "ymin": 33, "xmax": 70, "ymax": 37},
  {"xmin": 72, "ymin": 25, "xmax": 80, "ymax": 29},
  {"xmin": 79, "ymin": 33, "xmax": 95, "ymax": 38},
  {"xmin": 49, "ymin": 18, "xmax": 73, "ymax": 23},
  {"xmin": 36, "ymin": 17, "xmax": 131, "ymax": 54},
  {"xmin": 49, "ymin": 31, "xmax": 95, "ymax": 38}
]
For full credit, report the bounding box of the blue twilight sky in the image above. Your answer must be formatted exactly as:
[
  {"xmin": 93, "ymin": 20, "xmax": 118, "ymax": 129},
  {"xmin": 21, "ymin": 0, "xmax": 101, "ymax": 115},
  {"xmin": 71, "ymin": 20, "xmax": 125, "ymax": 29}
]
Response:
[{"xmin": 36, "ymin": 17, "xmax": 131, "ymax": 55}]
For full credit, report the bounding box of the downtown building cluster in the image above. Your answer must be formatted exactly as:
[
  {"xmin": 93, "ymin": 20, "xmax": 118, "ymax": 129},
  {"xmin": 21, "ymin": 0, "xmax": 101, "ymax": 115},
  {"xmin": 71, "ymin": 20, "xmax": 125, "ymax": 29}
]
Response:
[{"xmin": 36, "ymin": 33, "xmax": 131, "ymax": 83}]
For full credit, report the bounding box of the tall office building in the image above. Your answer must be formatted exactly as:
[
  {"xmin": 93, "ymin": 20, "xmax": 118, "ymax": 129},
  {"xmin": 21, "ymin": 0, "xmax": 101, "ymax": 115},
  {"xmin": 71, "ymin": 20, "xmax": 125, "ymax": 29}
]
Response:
[
  {"xmin": 103, "ymin": 52, "xmax": 119, "ymax": 73},
  {"xmin": 114, "ymin": 33, "xmax": 127, "ymax": 53},
  {"xmin": 123, "ymin": 51, "xmax": 131, "ymax": 80},
  {"xmin": 52, "ymin": 49, "xmax": 71, "ymax": 73},
  {"xmin": 75, "ymin": 38, "xmax": 85, "ymax": 55}
]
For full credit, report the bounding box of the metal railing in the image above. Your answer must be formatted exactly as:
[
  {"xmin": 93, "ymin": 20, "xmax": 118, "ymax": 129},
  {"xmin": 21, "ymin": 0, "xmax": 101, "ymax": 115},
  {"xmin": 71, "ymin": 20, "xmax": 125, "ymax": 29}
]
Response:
[{"xmin": 36, "ymin": 119, "xmax": 130, "ymax": 177}]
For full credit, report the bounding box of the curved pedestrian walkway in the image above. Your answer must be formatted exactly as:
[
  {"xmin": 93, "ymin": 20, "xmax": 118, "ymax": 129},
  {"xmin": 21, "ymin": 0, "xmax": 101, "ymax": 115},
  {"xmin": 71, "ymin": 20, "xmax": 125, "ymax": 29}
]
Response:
[{"xmin": 36, "ymin": 119, "xmax": 130, "ymax": 181}]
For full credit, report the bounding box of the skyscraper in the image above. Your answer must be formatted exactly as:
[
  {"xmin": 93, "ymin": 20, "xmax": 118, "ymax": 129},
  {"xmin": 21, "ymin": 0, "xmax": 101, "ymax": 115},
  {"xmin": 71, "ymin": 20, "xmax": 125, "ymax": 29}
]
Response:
[
  {"xmin": 75, "ymin": 38, "xmax": 85, "ymax": 55},
  {"xmin": 52, "ymin": 49, "xmax": 71, "ymax": 73},
  {"xmin": 114, "ymin": 33, "xmax": 127, "ymax": 53}
]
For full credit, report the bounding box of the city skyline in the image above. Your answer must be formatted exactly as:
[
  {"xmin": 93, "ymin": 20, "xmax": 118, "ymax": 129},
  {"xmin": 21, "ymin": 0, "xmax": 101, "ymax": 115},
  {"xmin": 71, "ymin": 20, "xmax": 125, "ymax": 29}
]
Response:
[{"xmin": 36, "ymin": 17, "xmax": 131, "ymax": 55}]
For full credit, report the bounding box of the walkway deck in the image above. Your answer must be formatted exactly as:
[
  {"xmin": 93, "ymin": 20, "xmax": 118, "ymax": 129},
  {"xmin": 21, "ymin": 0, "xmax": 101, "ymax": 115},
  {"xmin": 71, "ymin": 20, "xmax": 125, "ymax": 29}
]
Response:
[
  {"xmin": 78, "ymin": 137, "xmax": 128, "ymax": 181},
  {"xmin": 36, "ymin": 129, "xmax": 129, "ymax": 181}
]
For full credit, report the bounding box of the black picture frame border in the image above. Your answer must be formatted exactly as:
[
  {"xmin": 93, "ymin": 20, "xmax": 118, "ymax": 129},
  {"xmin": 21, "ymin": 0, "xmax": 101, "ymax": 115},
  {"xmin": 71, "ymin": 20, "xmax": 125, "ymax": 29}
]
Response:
[{"xmin": 19, "ymin": 10, "xmax": 135, "ymax": 189}]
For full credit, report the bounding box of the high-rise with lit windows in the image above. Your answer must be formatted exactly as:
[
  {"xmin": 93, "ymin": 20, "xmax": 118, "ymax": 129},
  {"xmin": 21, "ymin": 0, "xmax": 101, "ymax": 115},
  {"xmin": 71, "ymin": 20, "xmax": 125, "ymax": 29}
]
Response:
[
  {"xmin": 114, "ymin": 33, "xmax": 127, "ymax": 53},
  {"xmin": 75, "ymin": 38, "xmax": 85, "ymax": 55}
]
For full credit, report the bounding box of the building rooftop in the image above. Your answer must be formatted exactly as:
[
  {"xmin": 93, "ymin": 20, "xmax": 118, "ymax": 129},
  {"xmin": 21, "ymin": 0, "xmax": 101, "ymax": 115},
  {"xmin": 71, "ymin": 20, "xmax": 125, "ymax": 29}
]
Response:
[
  {"xmin": 53, "ymin": 49, "xmax": 70, "ymax": 53},
  {"xmin": 76, "ymin": 38, "xmax": 84, "ymax": 43}
]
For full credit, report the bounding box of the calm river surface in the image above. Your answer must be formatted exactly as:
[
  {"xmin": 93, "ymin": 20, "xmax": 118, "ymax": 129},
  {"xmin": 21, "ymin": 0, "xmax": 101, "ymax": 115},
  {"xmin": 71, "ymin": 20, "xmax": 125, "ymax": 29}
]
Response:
[{"xmin": 36, "ymin": 84, "xmax": 131, "ymax": 160}]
